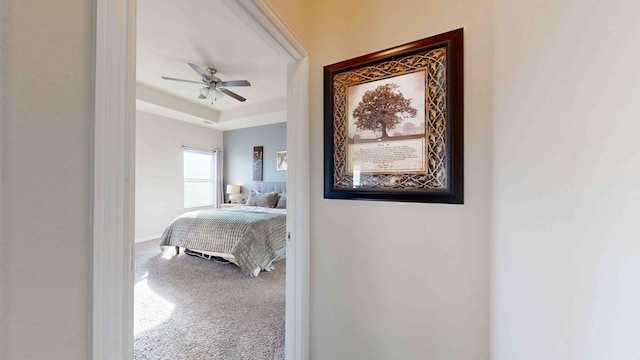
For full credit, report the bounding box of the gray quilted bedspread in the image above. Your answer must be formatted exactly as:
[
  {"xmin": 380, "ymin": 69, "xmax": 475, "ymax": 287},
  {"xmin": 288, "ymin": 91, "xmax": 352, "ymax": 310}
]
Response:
[{"xmin": 159, "ymin": 207, "xmax": 286, "ymax": 275}]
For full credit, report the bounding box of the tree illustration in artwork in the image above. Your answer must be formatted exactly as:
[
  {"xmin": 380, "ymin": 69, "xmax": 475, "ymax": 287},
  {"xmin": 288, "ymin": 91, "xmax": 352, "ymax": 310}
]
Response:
[{"xmin": 352, "ymin": 83, "xmax": 418, "ymax": 139}]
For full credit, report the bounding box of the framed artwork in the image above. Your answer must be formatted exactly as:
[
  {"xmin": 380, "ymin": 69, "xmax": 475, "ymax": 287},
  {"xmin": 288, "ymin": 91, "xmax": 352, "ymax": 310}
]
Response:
[
  {"xmin": 276, "ymin": 151, "xmax": 288, "ymax": 171},
  {"xmin": 323, "ymin": 28, "xmax": 464, "ymax": 204},
  {"xmin": 253, "ymin": 146, "xmax": 263, "ymax": 181}
]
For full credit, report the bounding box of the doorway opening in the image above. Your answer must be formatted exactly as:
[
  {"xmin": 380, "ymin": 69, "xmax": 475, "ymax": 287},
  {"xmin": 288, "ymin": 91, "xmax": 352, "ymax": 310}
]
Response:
[{"xmin": 92, "ymin": 1, "xmax": 309, "ymax": 359}]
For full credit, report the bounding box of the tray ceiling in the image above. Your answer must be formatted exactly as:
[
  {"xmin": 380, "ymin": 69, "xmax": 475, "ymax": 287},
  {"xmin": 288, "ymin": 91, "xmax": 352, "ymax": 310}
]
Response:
[{"xmin": 136, "ymin": 0, "xmax": 287, "ymax": 128}]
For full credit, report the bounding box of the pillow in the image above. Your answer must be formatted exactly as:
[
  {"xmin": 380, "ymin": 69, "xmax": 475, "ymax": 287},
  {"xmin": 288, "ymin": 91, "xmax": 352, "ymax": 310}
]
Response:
[
  {"xmin": 245, "ymin": 190, "xmax": 280, "ymax": 208},
  {"xmin": 275, "ymin": 192, "xmax": 286, "ymax": 209}
]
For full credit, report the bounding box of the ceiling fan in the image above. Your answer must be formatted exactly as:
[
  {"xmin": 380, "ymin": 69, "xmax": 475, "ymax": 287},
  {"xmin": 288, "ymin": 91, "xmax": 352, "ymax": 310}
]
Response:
[{"xmin": 162, "ymin": 63, "xmax": 251, "ymax": 103}]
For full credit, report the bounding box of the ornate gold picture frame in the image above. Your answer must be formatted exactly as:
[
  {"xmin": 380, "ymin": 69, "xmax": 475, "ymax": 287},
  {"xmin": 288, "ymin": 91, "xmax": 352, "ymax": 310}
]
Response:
[{"xmin": 324, "ymin": 29, "xmax": 464, "ymax": 203}]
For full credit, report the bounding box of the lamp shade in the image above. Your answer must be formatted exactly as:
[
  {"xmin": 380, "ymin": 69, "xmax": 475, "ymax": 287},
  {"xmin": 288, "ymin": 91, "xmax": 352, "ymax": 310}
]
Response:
[{"xmin": 226, "ymin": 184, "xmax": 241, "ymax": 194}]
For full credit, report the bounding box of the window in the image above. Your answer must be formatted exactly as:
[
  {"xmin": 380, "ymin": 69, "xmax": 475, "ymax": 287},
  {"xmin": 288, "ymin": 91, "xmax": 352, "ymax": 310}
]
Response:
[{"xmin": 183, "ymin": 148, "xmax": 214, "ymax": 208}]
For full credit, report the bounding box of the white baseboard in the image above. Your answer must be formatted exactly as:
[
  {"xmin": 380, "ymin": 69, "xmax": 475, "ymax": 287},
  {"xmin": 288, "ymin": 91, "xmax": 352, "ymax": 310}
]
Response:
[{"xmin": 135, "ymin": 234, "xmax": 162, "ymax": 244}]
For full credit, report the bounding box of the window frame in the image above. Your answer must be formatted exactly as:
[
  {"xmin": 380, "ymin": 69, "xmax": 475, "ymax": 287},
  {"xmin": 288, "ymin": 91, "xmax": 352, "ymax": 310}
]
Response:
[{"xmin": 183, "ymin": 147, "xmax": 215, "ymax": 208}]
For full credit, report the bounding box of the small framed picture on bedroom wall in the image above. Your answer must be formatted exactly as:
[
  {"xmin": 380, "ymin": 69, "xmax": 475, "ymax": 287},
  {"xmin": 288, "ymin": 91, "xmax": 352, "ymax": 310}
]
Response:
[{"xmin": 276, "ymin": 151, "xmax": 287, "ymax": 171}]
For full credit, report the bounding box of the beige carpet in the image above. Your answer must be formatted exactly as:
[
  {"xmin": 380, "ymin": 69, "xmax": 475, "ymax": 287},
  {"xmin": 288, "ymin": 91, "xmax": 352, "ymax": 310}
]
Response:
[{"xmin": 134, "ymin": 240, "xmax": 285, "ymax": 360}]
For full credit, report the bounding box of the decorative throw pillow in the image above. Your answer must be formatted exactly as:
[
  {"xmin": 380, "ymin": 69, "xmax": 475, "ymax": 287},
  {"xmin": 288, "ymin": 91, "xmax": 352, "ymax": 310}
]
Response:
[
  {"xmin": 246, "ymin": 190, "xmax": 279, "ymax": 208},
  {"xmin": 275, "ymin": 192, "xmax": 286, "ymax": 209}
]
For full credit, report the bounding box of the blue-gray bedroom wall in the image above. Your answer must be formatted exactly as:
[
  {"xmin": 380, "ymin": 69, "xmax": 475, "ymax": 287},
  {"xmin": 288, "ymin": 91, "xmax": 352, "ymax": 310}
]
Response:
[{"xmin": 223, "ymin": 122, "xmax": 287, "ymax": 201}]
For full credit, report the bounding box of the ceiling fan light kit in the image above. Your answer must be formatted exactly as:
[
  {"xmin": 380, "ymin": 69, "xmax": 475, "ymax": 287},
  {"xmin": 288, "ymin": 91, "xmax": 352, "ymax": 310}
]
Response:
[
  {"xmin": 162, "ymin": 63, "xmax": 251, "ymax": 103},
  {"xmin": 199, "ymin": 87, "xmax": 224, "ymax": 102}
]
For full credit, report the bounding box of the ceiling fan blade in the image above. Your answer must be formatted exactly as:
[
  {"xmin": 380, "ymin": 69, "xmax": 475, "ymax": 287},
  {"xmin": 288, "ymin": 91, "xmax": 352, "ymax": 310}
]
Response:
[
  {"xmin": 220, "ymin": 88, "xmax": 246, "ymax": 102},
  {"xmin": 220, "ymin": 80, "xmax": 251, "ymax": 87},
  {"xmin": 188, "ymin": 63, "xmax": 210, "ymax": 80},
  {"xmin": 198, "ymin": 94, "xmax": 207, "ymax": 99},
  {"xmin": 162, "ymin": 76, "xmax": 203, "ymax": 85}
]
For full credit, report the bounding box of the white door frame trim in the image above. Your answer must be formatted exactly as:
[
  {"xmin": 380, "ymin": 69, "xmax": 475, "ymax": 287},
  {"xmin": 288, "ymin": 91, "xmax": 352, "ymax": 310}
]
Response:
[
  {"xmin": 92, "ymin": 0, "xmax": 309, "ymax": 359},
  {"xmin": 92, "ymin": 0, "xmax": 136, "ymax": 358}
]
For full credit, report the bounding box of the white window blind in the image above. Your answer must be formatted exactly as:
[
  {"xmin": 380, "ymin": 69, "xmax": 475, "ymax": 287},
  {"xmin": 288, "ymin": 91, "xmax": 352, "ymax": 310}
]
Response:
[{"xmin": 183, "ymin": 147, "xmax": 214, "ymax": 208}]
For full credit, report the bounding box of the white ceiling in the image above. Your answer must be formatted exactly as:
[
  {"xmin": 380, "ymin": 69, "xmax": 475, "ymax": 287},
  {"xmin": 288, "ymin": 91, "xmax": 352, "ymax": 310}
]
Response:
[{"xmin": 136, "ymin": 0, "xmax": 288, "ymax": 130}]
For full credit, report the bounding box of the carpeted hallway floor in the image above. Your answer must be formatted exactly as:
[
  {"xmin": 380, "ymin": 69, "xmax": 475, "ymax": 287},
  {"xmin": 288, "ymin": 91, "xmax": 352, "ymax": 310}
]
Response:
[{"xmin": 134, "ymin": 240, "xmax": 285, "ymax": 360}]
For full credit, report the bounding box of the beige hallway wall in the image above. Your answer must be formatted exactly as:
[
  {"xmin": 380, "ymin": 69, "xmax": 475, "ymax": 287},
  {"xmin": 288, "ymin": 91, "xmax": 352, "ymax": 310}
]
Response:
[
  {"xmin": 0, "ymin": 0, "xmax": 94, "ymax": 358},
  {"xmin": 272, "ymin": 0, "xmax": 494, "ymax": 358},
  {"xmin": 492, "ymin": 0, "xmax": 640, "ymax": 358}
]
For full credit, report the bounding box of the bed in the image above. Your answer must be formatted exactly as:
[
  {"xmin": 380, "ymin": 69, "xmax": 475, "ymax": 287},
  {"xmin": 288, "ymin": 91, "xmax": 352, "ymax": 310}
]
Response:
[{"xmin": 159, "ymin": 181, "xmax": 287, "ymax": 276}]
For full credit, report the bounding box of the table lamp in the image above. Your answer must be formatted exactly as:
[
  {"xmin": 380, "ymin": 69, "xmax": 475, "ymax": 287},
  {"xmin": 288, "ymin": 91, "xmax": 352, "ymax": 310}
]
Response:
[{"xmin": 226, "ymin": 184, "xmax": 242, "ymax": 203}]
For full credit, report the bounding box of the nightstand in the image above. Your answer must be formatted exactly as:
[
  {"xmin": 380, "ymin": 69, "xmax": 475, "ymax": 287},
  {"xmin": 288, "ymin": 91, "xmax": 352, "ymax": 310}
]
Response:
[{"xmin": 220, "ymin": 203, "xmax": 240, "ymax": 208}]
